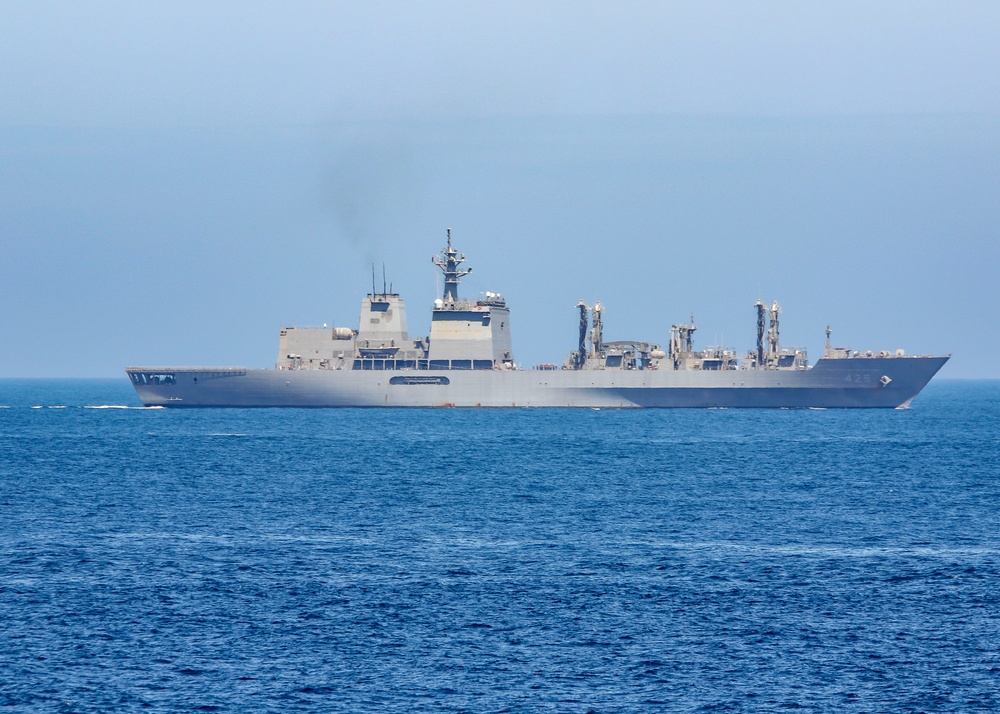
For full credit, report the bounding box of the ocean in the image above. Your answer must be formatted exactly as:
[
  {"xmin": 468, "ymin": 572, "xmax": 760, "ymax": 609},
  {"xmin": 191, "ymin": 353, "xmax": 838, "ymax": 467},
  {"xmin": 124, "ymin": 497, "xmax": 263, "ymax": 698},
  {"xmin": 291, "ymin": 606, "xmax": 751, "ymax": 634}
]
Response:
[{"xmin": 1, "ymin": 379, "xmax": 998, "ymax": 712}]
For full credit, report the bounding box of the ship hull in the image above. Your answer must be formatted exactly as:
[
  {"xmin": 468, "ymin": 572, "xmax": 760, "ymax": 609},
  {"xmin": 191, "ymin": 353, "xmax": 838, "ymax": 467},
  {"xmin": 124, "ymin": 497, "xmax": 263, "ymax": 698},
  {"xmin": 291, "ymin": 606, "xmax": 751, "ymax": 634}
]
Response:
[{"xmin": 127, "ymin": 356, "xmax": 949, "ymax": 408}]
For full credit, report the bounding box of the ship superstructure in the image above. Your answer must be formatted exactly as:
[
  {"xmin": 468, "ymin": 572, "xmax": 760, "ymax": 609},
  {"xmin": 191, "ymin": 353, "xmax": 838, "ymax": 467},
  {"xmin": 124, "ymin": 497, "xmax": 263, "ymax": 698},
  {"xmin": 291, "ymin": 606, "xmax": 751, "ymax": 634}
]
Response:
[
  {"xmin": 273, "ymin": 230, "xmax": 514, "ymax": 374},
  {"xmin": 128, "ymin": 231, "xmax": 949, "ymax": 408}
]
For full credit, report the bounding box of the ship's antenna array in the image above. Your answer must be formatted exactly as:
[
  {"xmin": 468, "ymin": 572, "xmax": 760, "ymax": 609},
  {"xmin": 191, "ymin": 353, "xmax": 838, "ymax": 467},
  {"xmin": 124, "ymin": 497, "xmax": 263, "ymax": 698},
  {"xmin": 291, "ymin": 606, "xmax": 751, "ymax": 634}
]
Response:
[{"xmin": 432, "ymin": 228, "xmax": 472, "ymax": 302}]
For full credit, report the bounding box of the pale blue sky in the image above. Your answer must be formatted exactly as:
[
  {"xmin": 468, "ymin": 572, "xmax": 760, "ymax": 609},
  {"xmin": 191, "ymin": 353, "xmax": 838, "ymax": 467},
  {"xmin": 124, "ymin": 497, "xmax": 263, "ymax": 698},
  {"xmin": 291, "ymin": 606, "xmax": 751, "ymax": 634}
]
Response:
[{"xmin": 1, "ymin": 2, "xmax": 998, "ymax": 377}]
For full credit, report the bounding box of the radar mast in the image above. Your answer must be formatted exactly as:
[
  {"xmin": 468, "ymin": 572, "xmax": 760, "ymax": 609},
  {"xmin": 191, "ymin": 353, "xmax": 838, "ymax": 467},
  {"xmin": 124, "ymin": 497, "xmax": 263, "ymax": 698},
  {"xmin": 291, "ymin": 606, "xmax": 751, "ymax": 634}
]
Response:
[{"xmin": 432, "ymin": 228, "xmax": 472, "ymax": 303}]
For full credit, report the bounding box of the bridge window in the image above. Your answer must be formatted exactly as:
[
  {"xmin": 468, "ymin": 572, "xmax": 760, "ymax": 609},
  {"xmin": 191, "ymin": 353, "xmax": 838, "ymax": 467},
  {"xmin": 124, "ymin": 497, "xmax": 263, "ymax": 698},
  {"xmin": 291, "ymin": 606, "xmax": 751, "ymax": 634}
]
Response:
[{"xmin": 130, "ymin": 372, "xmax": 176, "ymax": 385}]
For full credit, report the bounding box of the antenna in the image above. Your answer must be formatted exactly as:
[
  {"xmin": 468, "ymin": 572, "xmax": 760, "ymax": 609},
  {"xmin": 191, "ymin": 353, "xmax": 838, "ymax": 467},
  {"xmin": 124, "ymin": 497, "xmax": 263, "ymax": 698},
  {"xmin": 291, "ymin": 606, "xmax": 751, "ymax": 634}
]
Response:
[
  {"xmin": 371, "ymin": 264, "xmax": 376, "ymax": 297},
  {"xmin": 382, "ymin": 264, "xmax": 387, "ymax": 295},
  {"xmin": 432, "ymin": 228, "xmax": 472, "ymax": 302}
]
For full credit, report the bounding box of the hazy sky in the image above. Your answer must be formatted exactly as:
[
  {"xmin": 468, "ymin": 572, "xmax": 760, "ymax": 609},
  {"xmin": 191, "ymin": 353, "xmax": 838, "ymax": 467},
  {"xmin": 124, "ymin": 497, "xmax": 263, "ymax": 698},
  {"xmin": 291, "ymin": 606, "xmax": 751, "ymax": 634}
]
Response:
[{"xmin": 2, "ymin": 1, "xmax": 998, "ymax": 378}]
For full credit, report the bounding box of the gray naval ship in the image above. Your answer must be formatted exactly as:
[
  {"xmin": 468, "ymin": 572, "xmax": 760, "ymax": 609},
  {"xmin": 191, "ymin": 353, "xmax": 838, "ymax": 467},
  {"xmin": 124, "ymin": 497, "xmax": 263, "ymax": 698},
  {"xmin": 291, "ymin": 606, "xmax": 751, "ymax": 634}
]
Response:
[{"xmin": 128, "ymin": 231, "xmax": 949, "ymax": 408}]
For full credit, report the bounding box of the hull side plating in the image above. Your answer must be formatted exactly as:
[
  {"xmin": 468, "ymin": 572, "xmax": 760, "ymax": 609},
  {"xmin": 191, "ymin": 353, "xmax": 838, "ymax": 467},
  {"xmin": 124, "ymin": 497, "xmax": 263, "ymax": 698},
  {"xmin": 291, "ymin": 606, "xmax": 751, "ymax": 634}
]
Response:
[{"xmin": 128, "ymin": 356, "xmax": 948, "ymax": 409}]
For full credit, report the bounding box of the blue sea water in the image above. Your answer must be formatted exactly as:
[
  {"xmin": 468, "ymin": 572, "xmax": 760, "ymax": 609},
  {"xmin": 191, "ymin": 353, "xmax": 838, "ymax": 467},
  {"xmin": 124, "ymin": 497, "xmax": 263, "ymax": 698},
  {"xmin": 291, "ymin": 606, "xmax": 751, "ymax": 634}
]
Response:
[{"xmin": 1, "ymin": 379, "xmax": 998, "ymax": 713}]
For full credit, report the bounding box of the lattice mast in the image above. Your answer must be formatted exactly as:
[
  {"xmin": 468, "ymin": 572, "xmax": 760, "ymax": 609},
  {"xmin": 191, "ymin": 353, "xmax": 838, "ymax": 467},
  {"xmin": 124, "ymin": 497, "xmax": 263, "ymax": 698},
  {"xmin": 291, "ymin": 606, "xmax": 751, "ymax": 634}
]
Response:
[{"xmin": 432, "ymin": 229, "xmax": 472, "ymax": 302}]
